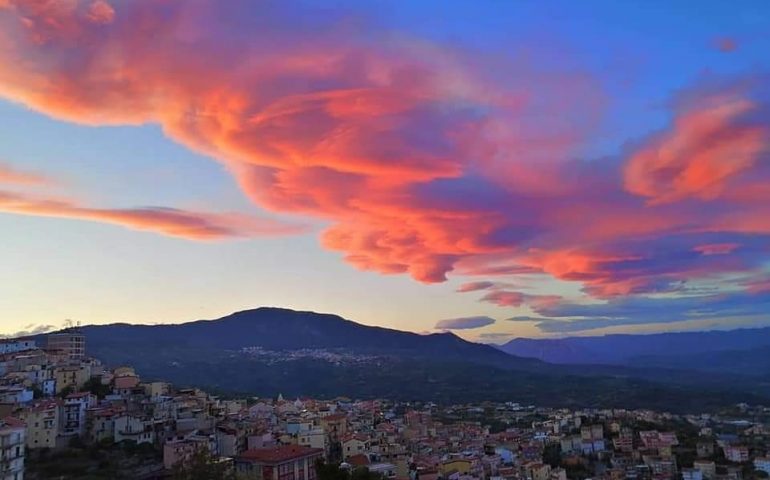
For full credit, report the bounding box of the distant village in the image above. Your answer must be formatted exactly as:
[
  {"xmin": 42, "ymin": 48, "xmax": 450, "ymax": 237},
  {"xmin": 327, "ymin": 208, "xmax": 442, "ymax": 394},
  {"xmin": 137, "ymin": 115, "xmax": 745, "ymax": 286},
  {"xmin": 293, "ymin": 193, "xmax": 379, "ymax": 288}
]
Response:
[{"xmin": 2, "ymin": 332, "xmax": 770, "ymax": 480}]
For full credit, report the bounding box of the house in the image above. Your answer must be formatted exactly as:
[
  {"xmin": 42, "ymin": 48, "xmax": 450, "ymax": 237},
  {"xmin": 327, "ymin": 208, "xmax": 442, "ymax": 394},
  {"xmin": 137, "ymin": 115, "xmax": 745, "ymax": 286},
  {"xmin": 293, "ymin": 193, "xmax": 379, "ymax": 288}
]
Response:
[
  {"xmin": 755, "ymin": 458, "xmax": 770, "ymax": 476},
  {"xmin": 164, "ymin": 435, "xmax": 215, "ymax": 470},
  {"xmin": 88, "ymin": 408, "xmax": 119, "ymax": 444},
  {"xmin": 440, "ymin": 459, "xmax": 472, "ymax": 476},
  {"xmin": 724, "ymin": 445, "xmax": 749, "ymax": 463},
  {"xmin": 693, "ymin": 460, "xmax": 716, "ymax": 479},
  {"xmin": 60, "ymin": 392, "xmax": 96, "ymax": 437},
  {"xmin": 0, "ymin": 417, "xmax": 26, "ymax": 480},
  {"xmin": 682, "ymin": 468, "xmax": 704, "ymax": 480},
  {"xmin": 343, "ymin": 434, "xmax": 370, "ymax": 459},
  {"xmin": 114, "ymin": 414, "xmax": 153, "ymax": 444},
  {"xmin": 235, "ymin": 445, "xmax": 323, "ymax": 480},
  {"xmin": 298, "ymin": 428, "xmax": 326, "ymax": 451},
  {"xmin": 18, "ymin": 400, "xmax": 58, "ymax": 449},
  {"xmin": 54, "ymin": 365, "xmax": 91, "ymax": 394},
  {"xmin": 0, "ymin": 339, "xmax": 36, "ymax": 355}
]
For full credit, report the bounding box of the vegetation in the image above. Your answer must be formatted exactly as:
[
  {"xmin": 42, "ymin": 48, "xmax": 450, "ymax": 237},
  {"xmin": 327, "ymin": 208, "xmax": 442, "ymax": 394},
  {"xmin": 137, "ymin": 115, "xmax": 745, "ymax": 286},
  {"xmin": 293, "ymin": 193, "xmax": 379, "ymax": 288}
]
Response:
[
  {"xmin": 316, "ymin": 461, "xmax": 384, "ymax": 480},
  {"xmin": 171, "ymin": 449, "xmax": 236, "ymax": 480}
]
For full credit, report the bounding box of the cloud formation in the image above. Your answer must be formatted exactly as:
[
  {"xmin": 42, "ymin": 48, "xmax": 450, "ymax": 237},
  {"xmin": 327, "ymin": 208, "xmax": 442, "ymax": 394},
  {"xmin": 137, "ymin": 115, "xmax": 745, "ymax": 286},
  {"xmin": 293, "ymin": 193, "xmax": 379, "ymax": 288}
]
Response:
[
  {"xmin": 0, "ymin": 162, "xmax": 49, "ymax": 185},
  {"xmin": 0, "ymin": 0, "xmax": 769, "ymax": 332},
  {"xmin": 0, "ymin": 189, "xmax": 303, "ymax": 239},
  {"xmin": 0, "ymin": 323, "xmax": 57, "ymax": 338},
  {"xmin": 435, "ymin": 316, "xmax": 496, "ymax": 330}
]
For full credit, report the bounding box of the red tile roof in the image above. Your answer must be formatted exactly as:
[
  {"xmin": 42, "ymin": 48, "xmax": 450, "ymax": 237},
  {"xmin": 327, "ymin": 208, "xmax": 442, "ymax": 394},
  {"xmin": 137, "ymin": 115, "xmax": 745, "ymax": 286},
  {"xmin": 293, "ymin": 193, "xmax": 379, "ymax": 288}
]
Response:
[
  {"xmin": 1, "ymin": 416, "xmax": 26, "ymax": 428},
  {"xmin": 347, "ymin": 454, "xmax": 370, "ymax": 467},
  {"xmin": 240, "ymin": 445, "xmax": 323, "ymax": 464}
]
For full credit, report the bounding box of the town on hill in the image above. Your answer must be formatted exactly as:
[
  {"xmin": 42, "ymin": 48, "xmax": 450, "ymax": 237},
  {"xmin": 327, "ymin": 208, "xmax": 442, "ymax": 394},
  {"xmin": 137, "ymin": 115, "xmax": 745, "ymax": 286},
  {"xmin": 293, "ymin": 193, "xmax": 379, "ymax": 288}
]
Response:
[{"xmin": 1, "ymin": 329, "xmax": 770, "ymax": 479}]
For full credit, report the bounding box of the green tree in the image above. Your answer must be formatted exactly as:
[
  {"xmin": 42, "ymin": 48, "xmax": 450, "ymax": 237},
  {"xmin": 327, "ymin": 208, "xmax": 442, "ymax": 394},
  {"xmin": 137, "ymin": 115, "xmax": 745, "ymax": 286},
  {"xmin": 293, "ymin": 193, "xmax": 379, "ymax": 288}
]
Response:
[{"xmin": 81, "ymin": 377, "xmax": 112, "ymax": 399}]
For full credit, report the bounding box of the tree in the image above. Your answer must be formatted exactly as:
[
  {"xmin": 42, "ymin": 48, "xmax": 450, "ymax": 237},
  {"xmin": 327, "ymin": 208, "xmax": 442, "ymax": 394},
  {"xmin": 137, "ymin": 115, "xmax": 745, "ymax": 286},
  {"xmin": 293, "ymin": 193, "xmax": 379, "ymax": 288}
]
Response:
[
  {"xmin": 172, "ymin": 449, "xmax": 236, "ymax": 480},
  {"xmin": 81, "ymin": 377, "xmax": 112, "ymax": 399}
]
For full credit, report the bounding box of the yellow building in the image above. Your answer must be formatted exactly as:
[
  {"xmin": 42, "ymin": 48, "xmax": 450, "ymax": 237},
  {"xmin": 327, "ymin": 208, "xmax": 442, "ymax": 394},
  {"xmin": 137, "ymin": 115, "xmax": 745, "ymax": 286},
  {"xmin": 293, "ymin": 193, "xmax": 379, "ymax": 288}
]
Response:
[
  {"xmin": 54, "ymin": 365, "xmax": 91, "ymax": 394},
  {"xmin": 19, "ymin": 400, "xmax": 59, "ymax": 449},
  {"xmin": 440, "ymin": 459, "xmax": 472, "ymax": 476}
]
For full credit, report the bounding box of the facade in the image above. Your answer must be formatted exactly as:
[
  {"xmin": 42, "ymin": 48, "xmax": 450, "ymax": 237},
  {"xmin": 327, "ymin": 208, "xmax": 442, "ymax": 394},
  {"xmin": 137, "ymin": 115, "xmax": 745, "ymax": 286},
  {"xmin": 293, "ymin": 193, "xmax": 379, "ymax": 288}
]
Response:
[
  {"xmin": 754, "ymin": 458, "xmax": 770, "ymax": 475},
  {"xmin": 54, "ymin": 365, "xmax": 91, "ymax": 394},
  {"xmin": 0, "ymin": 417, "xmax": 25, "ymax": 480},
  {"xmin": 724, "ymin": 445, "xmax": 749, "ymax": 463},
  {"xmin": 18, "ymin": 401, "xmax": 58, "ymax": 450},
  {"xmin": 693, "ymin": 460, "xmax": 716, "ymax": 479},
  {"xmin": 47, "ymin": 331, "xmax": 85, "ymax": 361},
  {"xmin": 0, "ymin": 340, "xmax": 36, "ymax": 356},
  {"xmin": 236, "ymin": 445, "xmax": 323, "ymax": 480},
  {"xmin": 60, "ymin": 393, "xmax": 96, "ymax": 437},
  {"xmin": 682, "ymin": 468, "xmax": 704, "ymax": 480}
]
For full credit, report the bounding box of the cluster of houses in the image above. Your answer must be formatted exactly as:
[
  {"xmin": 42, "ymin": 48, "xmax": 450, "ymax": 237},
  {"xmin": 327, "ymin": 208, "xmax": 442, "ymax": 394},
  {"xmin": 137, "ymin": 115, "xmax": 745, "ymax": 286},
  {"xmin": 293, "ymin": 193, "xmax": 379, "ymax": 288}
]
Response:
[{"xmin": 1, "ymin": 333, "xmax": 770, "ymax": 480}]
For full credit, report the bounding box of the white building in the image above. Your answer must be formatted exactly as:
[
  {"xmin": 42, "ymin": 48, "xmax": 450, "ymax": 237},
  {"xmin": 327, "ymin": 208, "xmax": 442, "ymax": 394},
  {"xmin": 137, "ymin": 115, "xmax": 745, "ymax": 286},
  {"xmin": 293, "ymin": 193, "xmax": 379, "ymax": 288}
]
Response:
[
  {"xmin": 682, "ymin": 468, "xmax": 704, "ymax": 480},
  {"xmin": 0, "ymin": 339, "xmax": 36, "ymax": 356},
  {"xmin": 0, "ymin": 417, "xmax": 26, "ymax": 480},
  {"xmin": 755, "ymin": 458, "xmax": 770, "ymax": 475}
]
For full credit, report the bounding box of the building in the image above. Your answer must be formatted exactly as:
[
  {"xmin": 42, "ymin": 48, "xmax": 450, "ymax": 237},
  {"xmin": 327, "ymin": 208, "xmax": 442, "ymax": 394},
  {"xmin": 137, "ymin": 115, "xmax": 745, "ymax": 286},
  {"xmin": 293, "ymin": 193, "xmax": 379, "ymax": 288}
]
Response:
[
  {"xmin": 693, "ymin": 460, "xmax": 716, "ymax": 479},
  {"xmin": 163, "ymin": 435, "xmax": 216, "ymax": 470},
  {"xmin": 0, "ymin": 339, "xmax": 36, "ymax": 355},
  {"xmin": 724, "ymin": 445, "xmax": 749, "ymax": 463},
  {"xmin": 18, "ymin": 401, "xmax": 58, "ymax": 450},
  {"xmin": 60, "ymin": 392, "xmax": 96, "ymax": 437},
  {"xmin": 236, "ymin": 445, "xmax": 323, "ymax": 480},
  {"xmin": 754, "ymin": 458, "xmax": 770, "ymax": 476},
  {"xmin": 53, "ymin": 365, "xmax": 91, "ymax": 394},
  {"xmin": 47, "ymin": 330, "xmax": 85, "ymax": 361},
  {"xmin": 682, "ymin": 468, "xmax": 704, "ymax": 480},
  {"xmin": 0, "ymin": 417, "xmax": 25, "ymax": 480}
]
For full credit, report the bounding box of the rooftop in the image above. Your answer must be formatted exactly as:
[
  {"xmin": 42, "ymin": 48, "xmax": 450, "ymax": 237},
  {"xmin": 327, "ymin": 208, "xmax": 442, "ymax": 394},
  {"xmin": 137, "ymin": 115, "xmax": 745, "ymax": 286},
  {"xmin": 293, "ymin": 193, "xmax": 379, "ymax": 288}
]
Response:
[{"xmin": 239, "ymin": 445, "xmax": 323, "ymax": 464}]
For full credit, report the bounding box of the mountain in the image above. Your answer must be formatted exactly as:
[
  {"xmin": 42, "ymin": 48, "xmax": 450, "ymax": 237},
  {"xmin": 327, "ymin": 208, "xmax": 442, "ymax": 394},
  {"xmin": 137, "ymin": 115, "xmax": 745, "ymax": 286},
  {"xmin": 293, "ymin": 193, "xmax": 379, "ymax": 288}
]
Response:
[
  {"xmin": 81, "ymin": 307, "xmax": 543, "ymax": 370},
  {"xmin": 498, "ymin": 327, "xmax": 770, "ymax": 367},
  {"xmin": 64, "ymin": 308, "xmax": 769, "ymax": 411}
]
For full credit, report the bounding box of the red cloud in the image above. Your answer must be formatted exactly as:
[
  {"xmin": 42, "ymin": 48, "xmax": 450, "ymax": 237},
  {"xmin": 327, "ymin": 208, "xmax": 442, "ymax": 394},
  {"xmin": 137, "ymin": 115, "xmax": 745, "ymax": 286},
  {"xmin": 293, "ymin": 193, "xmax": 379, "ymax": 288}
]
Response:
[
  {"xmin": 625, "ymin": 94, "xmax": 769, "ymax": 204},
  {"xmin": 0, "ymin": 189, "xmax": 303, "ymax": 239},
  {"xmin": 0, "ymin": 0, "xmax": 769, "ymax": 305}
]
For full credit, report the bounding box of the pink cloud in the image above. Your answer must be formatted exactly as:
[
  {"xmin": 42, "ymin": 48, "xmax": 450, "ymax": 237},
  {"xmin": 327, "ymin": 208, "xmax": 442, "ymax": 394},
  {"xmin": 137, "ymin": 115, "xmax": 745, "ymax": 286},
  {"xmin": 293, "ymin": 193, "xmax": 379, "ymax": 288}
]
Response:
[
  {"xmin": 0, "ymin": 0, "xmax": 769, "ymax": 309},
  {"xmin": 0, "ymin": 189, "xmax": 303, "ymax": 239},
  {"xmin": 624, "ymin": 94, "xmax": 769, "ymax": 204},
  {"xmin": 456, "ymin": 281, "xmax": 496, "ymax": 293},
  {"xmin": 693, "ymin": 243, "xmax": 740, "ymax": 256},
  {"xmin": 0, "ymin": 162, "xmax": 49, "ymax": 185}
]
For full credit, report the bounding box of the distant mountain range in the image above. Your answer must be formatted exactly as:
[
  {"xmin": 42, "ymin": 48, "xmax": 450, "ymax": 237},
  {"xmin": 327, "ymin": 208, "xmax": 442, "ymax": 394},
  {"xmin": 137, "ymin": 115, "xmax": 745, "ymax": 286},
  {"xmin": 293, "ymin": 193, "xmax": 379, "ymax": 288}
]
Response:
[
  {"xmin": 497, "ymin": 327, "xmax": 770, "ymax": 375},
  {"xmin": 59, "ymin": 308, "xmax": 770, "ymax": 411}
]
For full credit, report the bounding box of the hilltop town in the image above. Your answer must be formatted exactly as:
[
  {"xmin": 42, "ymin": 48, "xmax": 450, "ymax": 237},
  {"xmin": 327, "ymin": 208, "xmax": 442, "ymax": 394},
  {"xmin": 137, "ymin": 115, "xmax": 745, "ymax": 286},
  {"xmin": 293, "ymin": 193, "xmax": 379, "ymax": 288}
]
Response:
[{"xmin": 1, "ymin": 332, "xmax": 770, "ymax": 480}]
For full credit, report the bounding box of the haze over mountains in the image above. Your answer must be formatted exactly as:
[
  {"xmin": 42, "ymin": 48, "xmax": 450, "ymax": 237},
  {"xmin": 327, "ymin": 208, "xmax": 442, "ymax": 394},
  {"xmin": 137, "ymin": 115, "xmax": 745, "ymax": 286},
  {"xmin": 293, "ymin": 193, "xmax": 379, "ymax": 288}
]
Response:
[
  {"xmin": 497, "ymin": 328, "xmax": 770, "ymax": 375},
  {"xmin": 57, "ymin": 307, "xmax": 770, "ymax": 412}
]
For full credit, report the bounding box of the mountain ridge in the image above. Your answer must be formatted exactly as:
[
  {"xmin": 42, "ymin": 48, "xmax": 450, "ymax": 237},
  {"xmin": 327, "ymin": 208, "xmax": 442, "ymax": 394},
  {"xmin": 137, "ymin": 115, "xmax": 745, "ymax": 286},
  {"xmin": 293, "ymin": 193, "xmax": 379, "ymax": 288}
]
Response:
[{"xmin": 45, "ymin": 307, "xmax": 770, "ymax": 411}]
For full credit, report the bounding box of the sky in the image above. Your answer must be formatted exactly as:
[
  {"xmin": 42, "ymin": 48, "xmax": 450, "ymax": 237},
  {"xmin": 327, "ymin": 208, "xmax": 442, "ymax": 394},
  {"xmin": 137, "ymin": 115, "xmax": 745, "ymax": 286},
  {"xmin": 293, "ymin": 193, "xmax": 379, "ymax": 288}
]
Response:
[{"xmin": 1, "ymin": 0, "xmax": 769, "ymax": 342}]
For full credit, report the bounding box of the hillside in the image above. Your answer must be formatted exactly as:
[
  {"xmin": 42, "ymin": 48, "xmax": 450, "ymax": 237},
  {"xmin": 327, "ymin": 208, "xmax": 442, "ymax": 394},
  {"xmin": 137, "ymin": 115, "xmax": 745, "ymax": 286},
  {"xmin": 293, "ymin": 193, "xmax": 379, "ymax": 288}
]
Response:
[
  {"xmin": 65, "ymin": 307, "xmax": 770, "ymax": 411},
  {"xmin": 498, "ymin": 327, "xmax": 770, "ymax": 367}
]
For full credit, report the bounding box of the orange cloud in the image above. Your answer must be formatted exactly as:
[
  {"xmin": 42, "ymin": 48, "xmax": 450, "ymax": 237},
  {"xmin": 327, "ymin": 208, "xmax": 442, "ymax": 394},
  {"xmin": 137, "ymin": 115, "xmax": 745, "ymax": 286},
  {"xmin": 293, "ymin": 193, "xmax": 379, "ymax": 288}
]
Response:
[
  {"xmin": 0, "ymin": 162, "xmax": 49, "ymax": 185},
  {"xmin": 0, "ymin": 189, "xmax": 303, "ymax": 239}
]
